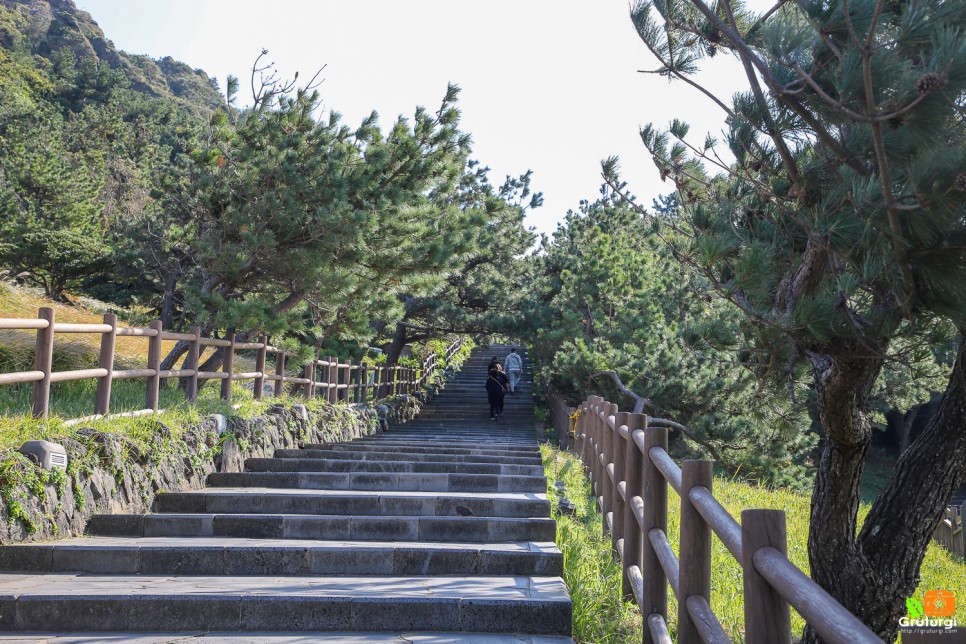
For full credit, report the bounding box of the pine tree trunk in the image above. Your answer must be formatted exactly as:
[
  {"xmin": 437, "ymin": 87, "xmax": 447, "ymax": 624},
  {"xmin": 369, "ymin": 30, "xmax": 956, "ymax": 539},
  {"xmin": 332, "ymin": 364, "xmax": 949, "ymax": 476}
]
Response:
[
  {"xmin": 801, "ymin": 347, "xmax": 884, "ymax": 643},
  {"xmin": 159, "ymin": 268, "xmax": 180, "ymax": 329},
  {"xmin": 384, "ymin": 322, "xmax": 408, "ymax": 369},
  {"xmin": 897, "ymin": 406, "xmax": 920, "ymax": 455},
  {"xmin": 194, "ymin": 347, "xmax": 225, "ymax": 391},
  {"xmin": 855, "ymin": 338, "xmax": 966, "ymax": 641},
  {"xmin": 160, "ymin": 340, "xmax": 190, "ymax": 372},
  {"xmin": 803, "ymin": 338, "xmax": 966, "ymax": 642}
]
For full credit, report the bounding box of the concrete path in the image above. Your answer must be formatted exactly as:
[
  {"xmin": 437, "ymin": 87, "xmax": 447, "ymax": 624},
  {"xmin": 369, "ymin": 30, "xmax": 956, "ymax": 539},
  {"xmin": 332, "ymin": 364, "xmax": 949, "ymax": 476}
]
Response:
[{"xmin": 0, "ymin": 345, "xmax": 571, "ymax": 642}]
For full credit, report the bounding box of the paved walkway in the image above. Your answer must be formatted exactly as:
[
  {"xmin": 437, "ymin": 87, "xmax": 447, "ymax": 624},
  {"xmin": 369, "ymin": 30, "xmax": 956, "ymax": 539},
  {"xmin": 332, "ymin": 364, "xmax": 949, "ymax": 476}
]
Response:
[{"xmin": 0, "ymin": 345, "xmax": 572, "ymax": 642}]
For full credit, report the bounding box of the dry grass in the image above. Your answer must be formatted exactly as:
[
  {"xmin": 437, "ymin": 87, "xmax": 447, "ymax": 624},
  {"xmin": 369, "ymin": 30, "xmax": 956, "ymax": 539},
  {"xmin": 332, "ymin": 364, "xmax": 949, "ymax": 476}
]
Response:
[{"xmin": 0, "ymin": 283, "xmax": 177, "ymax": 367}]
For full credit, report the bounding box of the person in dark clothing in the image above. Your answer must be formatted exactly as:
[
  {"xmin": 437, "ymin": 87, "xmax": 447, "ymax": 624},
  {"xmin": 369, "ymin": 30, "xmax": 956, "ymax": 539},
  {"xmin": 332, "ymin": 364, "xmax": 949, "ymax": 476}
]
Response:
[
  {"xmin": 486, "ymin": 367, "xmax": 506, "ymax": 420},
  {"xmin": 494, "ymin": 364, "xmax": 510, "ymax": 415},
  {"xmin": 487, "ymin": 356, "xmax": 499, "ymax": 372}
]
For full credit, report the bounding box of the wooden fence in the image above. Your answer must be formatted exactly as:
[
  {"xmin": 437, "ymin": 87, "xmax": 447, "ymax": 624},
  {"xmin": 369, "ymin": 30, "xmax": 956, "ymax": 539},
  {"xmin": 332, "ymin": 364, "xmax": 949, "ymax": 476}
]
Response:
[
  {"xmin": 546, "ymin": 388, "xmax": 575, "ymax": 449},
  {"xmin": 0, "ymin": 307, "xmax": 461, "ymax": 423},
  {"xmin": 935, "ymin": 502, "xmax": 965, "ymax": 559},
  {"xmin": 574, "ymin": 395, "xmax": 884, "ymax": 644}
]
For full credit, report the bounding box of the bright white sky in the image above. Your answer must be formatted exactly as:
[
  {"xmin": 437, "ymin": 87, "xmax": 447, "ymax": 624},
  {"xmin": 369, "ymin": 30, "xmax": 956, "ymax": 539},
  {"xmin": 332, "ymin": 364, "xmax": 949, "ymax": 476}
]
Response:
[{"xmin": 73, "ymin": 0, "xmax": 757, "ymax": 237}]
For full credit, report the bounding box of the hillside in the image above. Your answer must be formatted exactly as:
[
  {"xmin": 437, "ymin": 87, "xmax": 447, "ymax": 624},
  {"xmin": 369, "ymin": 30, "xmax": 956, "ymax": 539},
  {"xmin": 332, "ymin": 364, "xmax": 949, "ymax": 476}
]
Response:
[{"xmin": 0, "ymin": 0, "xmax": 224, "ymax": 115}]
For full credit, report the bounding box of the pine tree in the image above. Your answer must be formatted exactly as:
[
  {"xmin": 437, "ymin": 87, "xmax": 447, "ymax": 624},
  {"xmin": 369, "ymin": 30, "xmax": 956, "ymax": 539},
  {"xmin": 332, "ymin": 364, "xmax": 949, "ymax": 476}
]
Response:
[
  {"xmin": 0, "ymin": 106, "xmax": 108, "ymax": 300},
  {"xmin": 616, "ymin": 0, "xmax": 966, "ymax": 638},
  {"xmin": 525, "ymin": 187, "xmax": 813, "ymax": 486},
  {"xmin": 154, "ymin": 67, "xmax": 508, "ymax": 372},
  {"xmin": 378, "ymin": 168, "xmax": 541, "ymax": 366}
]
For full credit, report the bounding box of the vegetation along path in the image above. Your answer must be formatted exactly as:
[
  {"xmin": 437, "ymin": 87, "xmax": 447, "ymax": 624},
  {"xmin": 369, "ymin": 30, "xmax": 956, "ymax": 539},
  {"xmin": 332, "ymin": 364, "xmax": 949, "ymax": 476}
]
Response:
[{"xmin": 0, "ymin": 345, "xmax": 573, "ymax": 642}]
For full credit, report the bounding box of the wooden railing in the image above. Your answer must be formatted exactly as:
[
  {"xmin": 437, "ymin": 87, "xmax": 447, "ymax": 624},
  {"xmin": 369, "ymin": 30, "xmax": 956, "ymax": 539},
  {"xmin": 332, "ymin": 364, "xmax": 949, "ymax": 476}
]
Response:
[
  {"xmin": 546, "ymin": 389, "xmax": 576, "ymax": 449},
  {"xmin": 935, "ymin": 502, "xmax": 965, "ymax": 559},
  {"xmin": 574, "ymin": 395, "xmax": 884, "ymax": 644},
  {"xmin": 0, "ymin": 307, "xmax": 460, "ymax": 422}
]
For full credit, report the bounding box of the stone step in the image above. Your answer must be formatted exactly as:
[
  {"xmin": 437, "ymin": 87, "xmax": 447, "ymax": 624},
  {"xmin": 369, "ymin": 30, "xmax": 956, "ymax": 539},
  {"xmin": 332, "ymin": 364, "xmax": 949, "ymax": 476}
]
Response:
[
  {"xmin": 350, "ymin": 438, "xmax": 537, "ymax": 448},
  {"xmin": 413, "ymin": 411, "xmax": 533, "ymax": 417},
  {"xmin": 276, "ymin": 449, "xmax": 542, "ymax": 466},
  {"xmin": 0, "ymin": 632, "xmax": 573, "ymax": 643},
  {"xmin": 153, "ymin": 489, "xmax": 551, "ymax": 518},
  {"xmin": 0, "ymin": 537, "xmax": 562, "ymax": 577},
  {"xmin": 416, "ymin": 396, "xmax": 531, "ymax": 402},
  {"xmin": 246, "ymin": 458, "xmax": 545, "ymax": 477},
  {"xmin": 357, "ymin": 432, "xmax": 535, "ymax": 440},
  {"xmin": 87, "ymin": 514, "xmax": 558, "ymax": 543},
  {"xmin": 374, "ymin": 432, "xmax": 535, "ymax": 438},
  {"xmin": 0, "ymin": 573, "xmax": 571, "ymax": 634},
  {"xmin": 398, "ymin": 410, "xmax": 533, "ymax": 415},
  {"xmin": 206, "ymin": 472, "xmax": 547, "ymax": 494},
  {"xmin": 308, "ymin": 444, "xmax": 539, "ymax": 457},
  {"xmin": 378, "ymin": 429, "xmax": 535, "ymax": 435}
]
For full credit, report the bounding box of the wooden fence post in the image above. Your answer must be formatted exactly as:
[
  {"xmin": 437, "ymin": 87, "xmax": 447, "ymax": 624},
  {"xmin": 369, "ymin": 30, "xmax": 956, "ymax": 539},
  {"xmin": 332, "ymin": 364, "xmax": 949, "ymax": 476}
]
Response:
[
  {"xmin": 581, "ymin": 400, "xmax": 594, "ymax": 474},
  {"xmin": 348, "ymin": 362, "xmax": 356, "ymax": 403},
  {"xmin": 274, "ymin": 350, "xmax": 286, "ymax": 398},
  {"xmin": 31, "ymin": 307, "xmax": 55, "ymax": 418},
  {"xmin": 742, "ymin": 510, "xmax": 792, "ymax": 644},
  {"xmin": 145, "ymin": 319, "xmax": 162, "ymax": 411},
  {"xmin": 220, "ymin": 332, "xmax": 235, "ymax": 402},
  {"xmin": 253, "ymin": 336, "xmax": 267, "ymax": 400},
  {"xmin": 602, "ymin": 402, "xmax": 619, "ymax": 539},
  {"xmin": 304, "ymin": 360, "xmax": 315, "ymax": 399},
  {"xmin": 361, "ymin": 364, "xmax": 368, "ymax": 404},
  {"xmin": 185, "ymin": 325, "xmax": 200, "ymax": 403},
  {"xmin": 327, "ymin": 356, "xmax": 338, "ymax": 404},
  {"xmin": 612, "ymin": 410, "xmax": 629, "ymax": 562},
  {"xmin": 94, "ymin": 313, "xmax": 117, "ymax": 416},
  {"xmin": 574, "ymin": 401, "xmax": 584, "ymax": 457},
  {"xmin": 622, "ymin": 412, "xmax": 647, "ymax": 601},
  {"xmin": 588, "ymin": 396, "xmax": 603, "ymax": 498},
  {"xmin": 338, "ymin": 360, "xmax": 352, "ymax": 403},
  {"xmin": 642, "ymin": 425, "xmax": 669, "ymax": 641},
  {"xmin": 587, "ymin": 399, "xmax": 598, "ymax": 492},
  {"xmin": 679, "ymin": 460, "xmax": 714, "ymax": 644}
]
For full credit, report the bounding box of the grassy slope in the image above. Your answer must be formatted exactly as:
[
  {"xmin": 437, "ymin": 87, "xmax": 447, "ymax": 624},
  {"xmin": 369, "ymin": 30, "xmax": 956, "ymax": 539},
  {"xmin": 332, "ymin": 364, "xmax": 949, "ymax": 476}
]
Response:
[
  {"xmin": 543, "ymin": 444, "xmax": 966, "ymax": 643},
  {"xmin": 0, "ymin": 285, "xmax": 179, "ymax": 371}
]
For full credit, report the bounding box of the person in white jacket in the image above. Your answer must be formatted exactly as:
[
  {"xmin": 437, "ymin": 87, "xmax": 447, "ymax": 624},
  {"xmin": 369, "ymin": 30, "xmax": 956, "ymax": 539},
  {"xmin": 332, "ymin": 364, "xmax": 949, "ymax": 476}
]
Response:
[{"xmin": 504, "ymin": 347, "xmax": 523, "ymax": 395}]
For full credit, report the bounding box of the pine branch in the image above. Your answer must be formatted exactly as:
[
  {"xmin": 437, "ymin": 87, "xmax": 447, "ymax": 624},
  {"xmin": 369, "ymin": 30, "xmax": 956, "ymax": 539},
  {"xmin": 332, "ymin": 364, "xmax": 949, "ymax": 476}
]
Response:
[
  {"xmin": 589, "ymin": 370, "xmax": 653, "ymax": 413},
  {"xmin": 646, "ymin": 417, "xmax": 729, "ymax": 462}
]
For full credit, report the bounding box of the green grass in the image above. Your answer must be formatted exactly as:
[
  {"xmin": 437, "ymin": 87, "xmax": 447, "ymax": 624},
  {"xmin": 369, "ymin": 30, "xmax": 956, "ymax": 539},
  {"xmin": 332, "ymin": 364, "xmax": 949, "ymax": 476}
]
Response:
[
  {"xmin": 543, "ymin": 444, "xmax": 643, "ymax": 643},
  {"xmin": 0, "ymin": 379, "xmax": 282, "ymax": 451},
  {"xmin": 542, "ymin": 444, "xmax": 966, "ymax": 643}
]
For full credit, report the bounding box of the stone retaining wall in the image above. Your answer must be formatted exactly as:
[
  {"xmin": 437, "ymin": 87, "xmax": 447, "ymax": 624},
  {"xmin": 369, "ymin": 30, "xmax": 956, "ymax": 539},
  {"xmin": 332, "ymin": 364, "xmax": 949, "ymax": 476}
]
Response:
[{"xmin": 0, "ymin": 395, "xmax": 425, "ymax": 544}]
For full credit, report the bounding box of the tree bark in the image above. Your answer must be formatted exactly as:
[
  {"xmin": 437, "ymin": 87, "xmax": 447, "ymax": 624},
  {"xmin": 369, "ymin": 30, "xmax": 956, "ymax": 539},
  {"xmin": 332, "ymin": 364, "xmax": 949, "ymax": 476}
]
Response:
[
  {"xmin": 855, "ymin": 337, "xmax": 966, "ymax": 642},
  {"xmin": 160, "ymin": 339, "xmax": 190, "ymax": 373},
  {"xmin": 384, "ymin": 321, "xmax": 408, "ymax": 369},
  {"xmin": 803, "ymin": 337, "xmax": 966, "ymax": 642},
  {"xmin": 801, "ymin": 345, "xmax": 884, "ymax": 644},
  {"xmin": 193, "ymin": 330, "xmax": 249, "ymax": 390},
  {"xmin": 897, "ymin": 405, "xmax": 920, "ymax": 455},
  {"xmin": 159, "ymin": 267, "xmax": 180, "ymax": 329}
]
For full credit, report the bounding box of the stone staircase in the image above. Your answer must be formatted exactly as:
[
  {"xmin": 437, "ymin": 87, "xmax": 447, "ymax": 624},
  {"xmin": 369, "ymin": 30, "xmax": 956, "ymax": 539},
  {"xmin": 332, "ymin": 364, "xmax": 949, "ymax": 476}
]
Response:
[{"xmin": 0, "ymin": 345, "xmax": 572, "ymax": 642}]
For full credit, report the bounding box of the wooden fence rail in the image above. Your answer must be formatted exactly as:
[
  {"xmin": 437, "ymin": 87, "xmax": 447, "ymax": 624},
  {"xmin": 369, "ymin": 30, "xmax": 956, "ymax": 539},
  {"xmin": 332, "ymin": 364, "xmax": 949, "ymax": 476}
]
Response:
[
  {"xmin": 0, "ymin": 307, "xmax": 460, "ymax": 423},
  {"xmin": 574, "ymin": 395, "xmax": 884, "ymax": 644}
]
